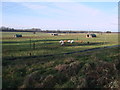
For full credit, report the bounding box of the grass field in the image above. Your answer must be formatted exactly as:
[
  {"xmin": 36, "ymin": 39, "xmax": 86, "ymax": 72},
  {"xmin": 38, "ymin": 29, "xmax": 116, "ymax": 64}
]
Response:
[{"xmin": 2, "ymin": 32, "xmax": 120, "ymax": 88}]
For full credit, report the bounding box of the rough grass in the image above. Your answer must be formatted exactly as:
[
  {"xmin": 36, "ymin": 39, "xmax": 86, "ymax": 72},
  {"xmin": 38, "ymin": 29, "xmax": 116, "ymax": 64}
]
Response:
[{"xmin": 2, "ymin": 47, "xmax": 120, "ymax": 88}]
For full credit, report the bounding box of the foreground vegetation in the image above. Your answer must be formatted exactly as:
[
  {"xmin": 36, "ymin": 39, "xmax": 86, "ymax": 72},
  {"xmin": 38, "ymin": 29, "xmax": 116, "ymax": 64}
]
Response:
[{"xmin": 2, "ymin": 32, "xmax": 119, "ymax": 88}]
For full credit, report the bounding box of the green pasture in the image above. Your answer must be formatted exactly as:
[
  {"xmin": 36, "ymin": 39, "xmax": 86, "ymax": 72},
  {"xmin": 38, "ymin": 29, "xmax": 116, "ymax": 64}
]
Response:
[
  {"xmin": 2, "ymin": 32, "xmax": 120, "ymax": 88},
  {"xmin": 2, "ymin": 32, "xmax": 118, "ymax": 59}
]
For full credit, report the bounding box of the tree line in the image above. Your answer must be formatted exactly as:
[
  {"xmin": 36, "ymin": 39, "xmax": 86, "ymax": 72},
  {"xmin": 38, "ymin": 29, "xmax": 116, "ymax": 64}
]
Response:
[{"xmin": 0, "ymin": 26, "xmax": 112, "ymax": 33}]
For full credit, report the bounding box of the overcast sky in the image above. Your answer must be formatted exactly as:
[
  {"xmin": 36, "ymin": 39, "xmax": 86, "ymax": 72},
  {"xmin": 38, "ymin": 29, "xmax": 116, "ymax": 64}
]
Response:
[{"xmin": 2, "ymin": 2, "xmax": 118, "ymax": 32}]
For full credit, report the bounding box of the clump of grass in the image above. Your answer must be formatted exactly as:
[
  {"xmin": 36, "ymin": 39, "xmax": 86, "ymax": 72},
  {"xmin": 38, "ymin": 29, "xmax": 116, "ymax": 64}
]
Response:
[
  {"xmin": 64, "ymin": 57, "xmax": 75, "ymax": 64},
  {"xmin": 80, "ymin": 60, "xmax": 119, "ymax": 88},
  {"xmin": 55, "ymin": 60, "xmax": 82, "ymax": 77}
]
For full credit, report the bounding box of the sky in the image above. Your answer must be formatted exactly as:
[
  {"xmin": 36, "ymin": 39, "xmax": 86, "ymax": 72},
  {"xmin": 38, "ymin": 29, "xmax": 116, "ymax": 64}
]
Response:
[{"xmin": 1, "ymin": 2, "xmax": 118, "ymax": 32}]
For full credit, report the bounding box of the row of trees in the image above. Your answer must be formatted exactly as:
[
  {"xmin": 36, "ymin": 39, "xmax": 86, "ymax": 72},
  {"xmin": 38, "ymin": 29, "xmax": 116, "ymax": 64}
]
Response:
[
  {"xmin": 0, "ymin": 26, "xmax": 111, "ymax": 33},
  {"xmin": 0, "ymin": 26, "xmax": 42, "ymax": 32}
]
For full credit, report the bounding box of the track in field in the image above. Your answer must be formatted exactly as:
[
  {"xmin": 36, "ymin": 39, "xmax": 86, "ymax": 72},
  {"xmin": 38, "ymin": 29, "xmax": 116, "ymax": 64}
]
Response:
[{"xmin": 5, "ymin": 45, "xmax": 120, "ymax": 61}]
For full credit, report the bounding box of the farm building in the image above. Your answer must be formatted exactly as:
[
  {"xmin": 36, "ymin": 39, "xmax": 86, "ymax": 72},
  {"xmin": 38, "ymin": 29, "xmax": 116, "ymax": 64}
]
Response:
[
  {"xmin": 86, "ymin": 34, "xmax": 96, "ymax": 38},
  {"xmin": 14, "ymin": 34, "xmax": 22, "ymax": 37},
  {"xmin": 51, "ymin": 33, "xmax": 58, "ymax": 36}
]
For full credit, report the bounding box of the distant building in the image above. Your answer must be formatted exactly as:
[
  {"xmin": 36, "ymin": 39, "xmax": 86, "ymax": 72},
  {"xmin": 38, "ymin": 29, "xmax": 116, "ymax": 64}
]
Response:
[
  {"xmin": 51, "ymin": 33, "xmax": 58, "ymax": 36},
  {"xmin": 106, "ymin": 31, "xmax": 111, "ymax": 33},
  {"xmin": 14, "ymin": 34, "xmax": 22, "ymax": 37},
  {"xmin": 86, "ymin": 33, "xmax": 96, "ymax": 38}
]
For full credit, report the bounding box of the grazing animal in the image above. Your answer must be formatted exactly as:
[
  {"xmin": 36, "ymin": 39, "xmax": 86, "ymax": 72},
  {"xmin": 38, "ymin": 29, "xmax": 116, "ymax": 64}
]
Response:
[
  {"xmin": 70, "ymin": 40, "xmax": 74, "ymax": 43},
  {"xmin": 61, "ymin": 41, "xmax": 64, "ymax": 45},
  {"xmin": 64, "ymin": 40, "xmax": 67, "ymax": 43},
  {"xmin": 59, "ymin": 40, "xmax": 74, "ymax": 45},
  {"xmin": 67, "ymin": 40, "xmax": 71, "ymax": 43},
  {"xmin": 59, "ymin": 40, "xmax": 63, "ymax": 43},
  {"xmin": 59, "ymin": 40, "xmax": 64, "ymax": 45}
]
